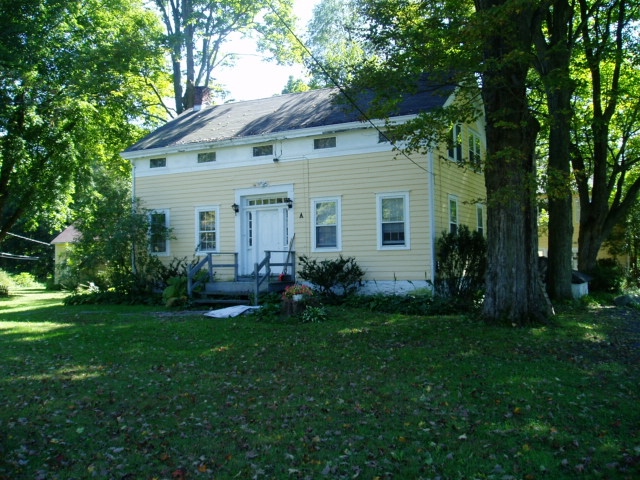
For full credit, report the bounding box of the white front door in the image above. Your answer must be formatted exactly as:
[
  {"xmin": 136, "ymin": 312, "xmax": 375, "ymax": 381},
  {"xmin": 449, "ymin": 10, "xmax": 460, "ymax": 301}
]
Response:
[{"xmin": 242, "ymin": 203, "xmax": 291, "ymax": 275}]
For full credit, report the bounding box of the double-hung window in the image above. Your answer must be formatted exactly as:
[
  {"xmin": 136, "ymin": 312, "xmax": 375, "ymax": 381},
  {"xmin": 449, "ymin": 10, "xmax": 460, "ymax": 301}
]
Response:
[
  {"xmin": 196, "ymin": 207, "xmax": 219, "ymax": 252},
  {"xmin": 468, "ymin": 130, "xmax": 482, "ymax": 170},
  {"xmin": 449, "ymin": 195, "xmax": 459, "ymax": 234},
  {"xmin": 476, "ymin": 204, "xmax": 485, "ymax": 236},
  {"xmin": 312, "ymin": 197, "xmax": 341, "ymax": 251},
  {"xmin": 448, "ymin": 124, "xmax": 463, "ymax": 162},
  {"xmin": 377, "ymin": 192, "xmax": 409, "ymax": 249},
  {"xmin": 149, "ymin": 210, "xmax": 170, "ymax": 255}
]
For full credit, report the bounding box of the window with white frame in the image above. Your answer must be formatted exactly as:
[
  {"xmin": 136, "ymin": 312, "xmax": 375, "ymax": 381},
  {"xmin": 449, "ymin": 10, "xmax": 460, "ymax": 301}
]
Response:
[
  {"xmin": 197, "ymin": 151, "xmax": 216, "ymax": 163},
  {"xmin": 253, "ymin": 144, "xmax": 273, "ymax": 157},
  {"xmin": 196, "ymin": 207, "xmax": 219, "ymax": 252},
  {"xmin": 313, "ymin": 197, "xmax": 341, "ymax": 250},
  {"xmin": 476, "ymin": 204, "xmax": 484, "ymax": 235},
  {"xmin": 448, "ymin": 124, "xmax": 462, "ymax": 162},
  {"xmin": 378, "ymin": 192, "xmax": 409, "ymax": 249},
  {"xmin": 313, "ymin": 136, "xmax": 336, "ymax": 149},
  {"xmin": 468, "ymin": 130, "xmax": 482, "ymax": 170},
  {"xmin": 150, "ymin": 157, "xmax": 166, "ymax": 168},
  {"xmin": 449, "ymin": 196, "xmax": 459, "ymax": 234},
  {"xmin": 149, "ymin": 210, "xmax": 169, "ymax": 255}
]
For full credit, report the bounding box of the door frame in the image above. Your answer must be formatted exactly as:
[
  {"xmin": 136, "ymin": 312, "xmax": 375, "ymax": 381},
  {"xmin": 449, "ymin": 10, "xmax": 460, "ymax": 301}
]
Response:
[{"xmin": 234, "ymin": 184, "xmax": 294, "ymax": 274}]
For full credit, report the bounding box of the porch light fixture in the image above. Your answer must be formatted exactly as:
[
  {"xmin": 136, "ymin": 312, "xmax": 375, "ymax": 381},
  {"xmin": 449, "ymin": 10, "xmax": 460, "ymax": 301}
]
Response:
[
  {"xmin": 231, "ymin": 203, "xmax": 239, "ymax": 214},
  {"xmin": 284, "ymin": 197, "xmax": 293, "ymax": 208}
]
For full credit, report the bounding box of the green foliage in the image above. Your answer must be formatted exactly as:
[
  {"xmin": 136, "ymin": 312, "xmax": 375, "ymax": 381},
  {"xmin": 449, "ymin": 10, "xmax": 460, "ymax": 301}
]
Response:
[
  {"xmin": 154, "ymin": 0, "xmax": 297, "ymax": 113},
  {"xmin": 588, "ymin": 258, "xmax": 625, "ymax": 294},
  {"xmin": 297, "ymin": 255, "xmax": 364, "ymax": 301},
  {"xmin": 0, "ymin": 270, "xmax": 13, "ymax": 288},
  {"xmin": 300, "ymin": 305, "xmax": 329, "ymax": 323},
  {"xmin": 66, "ymin": 194, "xmax": 172, "ymax": 298},
  {"xmin": 162, "ymin": 276, "xmax": 188, "ymax": 307},
  {"xmin": 0, "ymin": 284, "xmax": 9, "ymax": 297},
  {"xmin": 435, "ymin": 226, "xmax": 487, "ymax": 303},
  {"xmin": 303, "ymin": 0, "xmax": 370, "ymax": 88},
  {"xmin": 0, "ymin": 0, "xmax": 169, "ymax": 240},
  {"xmin": 12, "ymin": 272, "xmax": 37, "ymax": 287},
  {"xmin": 345, "ymin": 290, "xmax": 462, "ymax": 316},
  {"xmin": 252, "ymin": 294, "xmax": 284, "ymax": 322}
]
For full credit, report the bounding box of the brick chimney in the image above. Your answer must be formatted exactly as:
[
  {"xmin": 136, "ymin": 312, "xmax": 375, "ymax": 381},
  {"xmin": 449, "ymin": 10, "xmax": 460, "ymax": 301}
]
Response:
[{"xmin": 193, "ymin": 86, "xmax": 211, "ymax": 111}]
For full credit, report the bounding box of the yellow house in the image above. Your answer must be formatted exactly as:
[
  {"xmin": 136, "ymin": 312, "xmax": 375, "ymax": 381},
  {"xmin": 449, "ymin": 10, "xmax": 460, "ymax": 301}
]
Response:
[{"xmin": 121, "ymin": 84, "xmax": 486, "ymax": 296}]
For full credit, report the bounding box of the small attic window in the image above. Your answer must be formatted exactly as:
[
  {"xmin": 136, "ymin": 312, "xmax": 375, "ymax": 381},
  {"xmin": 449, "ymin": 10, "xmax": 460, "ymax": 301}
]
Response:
[
  {"xmin": 150, "ymin": 157, "xmax": 166, "ymax": 168},
  {"xmin": 314, "ymin": 137, "xmax": 336, "ymax": 149},
  {"xmin": 378, "ymin": 131, "xmax": 400, "ymax": 144},
  {"xmin": 197, "ymin": 152, "xmax": 216, "ymax": 163},
  {"xmin": 253, "ymin": 145, "xmax": 273, "ymax": 157}
]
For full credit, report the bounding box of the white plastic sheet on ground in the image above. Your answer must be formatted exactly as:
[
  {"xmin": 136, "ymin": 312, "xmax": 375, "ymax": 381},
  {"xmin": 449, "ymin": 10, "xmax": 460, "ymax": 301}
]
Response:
[{"xmin": 203, "ymin": 305, "xmax": 260, "ymax": 318}]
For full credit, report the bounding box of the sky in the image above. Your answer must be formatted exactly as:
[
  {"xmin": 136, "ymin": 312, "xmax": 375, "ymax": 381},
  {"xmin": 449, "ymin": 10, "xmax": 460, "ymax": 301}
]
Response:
[{"xmin": 214, "ymin": 0, "xmax": 320, "ymax": 102}]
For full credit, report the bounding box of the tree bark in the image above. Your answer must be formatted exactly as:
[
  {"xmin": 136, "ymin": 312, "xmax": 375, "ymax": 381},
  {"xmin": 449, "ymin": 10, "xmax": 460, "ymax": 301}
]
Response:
[
  {"xmin": 534, "ymin": 0, "xmax": 575, "ymax": 300},
  {"xmin": 476, "ymin": 0, "xmax": 553, "ymax": 324}
]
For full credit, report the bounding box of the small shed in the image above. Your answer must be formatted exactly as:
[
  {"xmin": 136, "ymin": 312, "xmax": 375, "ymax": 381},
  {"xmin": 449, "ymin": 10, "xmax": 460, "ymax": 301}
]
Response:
[{"xmin": 50, "ymin": 225, "xmax": 81, "ymax": 284}]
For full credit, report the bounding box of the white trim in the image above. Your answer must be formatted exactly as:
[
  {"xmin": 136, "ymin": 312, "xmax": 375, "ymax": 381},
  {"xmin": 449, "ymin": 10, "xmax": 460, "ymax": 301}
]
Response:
[
  {"xmin": 233, "ymin": 184, "xmax": 294, "ymax": 266},
  {"xmin": 311, "ymin": 196, "xmax": 342, "ymax": 252},
  {"xmin": 120, "ymin": 115, "xmax": 427, "ymax": 161},
  {"xmin": 195, "ymin": 205, "xmax": 220, "ymax": 253},
  {"xmin": 376, "ymin": 192, "xmax": 410, "ymax": 250}
]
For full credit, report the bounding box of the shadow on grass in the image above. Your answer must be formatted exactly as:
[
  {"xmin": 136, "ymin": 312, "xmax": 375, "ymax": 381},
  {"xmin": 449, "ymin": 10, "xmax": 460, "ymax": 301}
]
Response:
[{"xmin": 0, "ymin": 291, "xmax": 639, "ymax": 479}]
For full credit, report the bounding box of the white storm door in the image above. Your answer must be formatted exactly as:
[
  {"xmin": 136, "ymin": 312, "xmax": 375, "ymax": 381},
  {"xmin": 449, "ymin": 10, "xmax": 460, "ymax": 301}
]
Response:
[{"xmin": 243, "ymin": 207, "xmax": 288, "ymax": 275}]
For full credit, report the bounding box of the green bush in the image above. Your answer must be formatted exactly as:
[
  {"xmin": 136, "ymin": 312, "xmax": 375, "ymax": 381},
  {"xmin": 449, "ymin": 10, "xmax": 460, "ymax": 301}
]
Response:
[
  {"xmin": 301, "ymin": 305, "xmax": 329, "ymax": 323},
  {"xmin": 345, "ymin": 290, "xmax": 462, "ymax": 316},
  {"xmin": 435, "ymin": 226, "xmax": 486, "ymax": 303},
  {"xmin": 298, "ymin": 255, "xmax": 364, "ymax": 301},
  {"xmin": 588, "ymin": 258, "xmax": 625, "ymax": 293},
  {"xmin": 0, "ymin": 284, "xmax": 9, "ymax": 297},
  {"xmin": 162, "ymin": 276, "xmax": 188, "ymax": 307},
  {"xmin": 0, "ymin": 269, "xmax": 14, "ymax": 288},
  {"xmin": 12, "ymin": 272, "xmax": 37, "ymax": 287}
]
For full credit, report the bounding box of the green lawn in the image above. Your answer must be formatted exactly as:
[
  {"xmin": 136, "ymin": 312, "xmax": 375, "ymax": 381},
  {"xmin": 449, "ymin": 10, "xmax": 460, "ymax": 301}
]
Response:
[{"xmin": 1, "ymin": 289, "xmax": 638, "ymax": 479}]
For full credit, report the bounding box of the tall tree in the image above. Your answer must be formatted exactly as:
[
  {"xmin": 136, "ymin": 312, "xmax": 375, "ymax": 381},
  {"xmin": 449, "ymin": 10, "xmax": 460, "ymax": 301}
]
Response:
[
  {"xmin": 474, "ymin": 0, "xmax": 553, "ymax": 323},
  {"xmin": 0, "ymin": 0, "xmax": 168, "ymax": 244},
  {"xmin": 532, "ymin": 0, "xmax": 577, "ymax": 300},
  {"xmin": 571, "ymin": 0, "xmax": 640, "ymax": 273},
  {"xmin": 153, "ymin": 0, "xmax": 296, "ymax": 114},
  {"xmin": 303, "ymin": 0, "xmax": 370, "ymax": 88},
  {"xmin": 354, "ymin": 0, "xmax": 552, "ymax": 323}
]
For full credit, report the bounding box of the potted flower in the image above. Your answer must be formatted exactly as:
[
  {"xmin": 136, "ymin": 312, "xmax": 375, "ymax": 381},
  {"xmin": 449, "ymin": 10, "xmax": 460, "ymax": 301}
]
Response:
[{"xmin": 282, "ymin": 284, "xmax": 313, "ymax": 302}]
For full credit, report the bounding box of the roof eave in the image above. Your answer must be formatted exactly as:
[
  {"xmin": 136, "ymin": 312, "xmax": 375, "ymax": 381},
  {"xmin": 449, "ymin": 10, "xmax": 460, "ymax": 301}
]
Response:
[{"xmin": 120, "ymin": 115, "xmax": 417, "ymax": 161}]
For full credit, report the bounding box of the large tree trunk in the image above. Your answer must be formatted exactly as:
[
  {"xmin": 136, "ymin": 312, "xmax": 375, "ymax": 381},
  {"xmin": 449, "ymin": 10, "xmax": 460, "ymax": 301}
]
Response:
[
  {"xmin": 577, "ymin": 216, "xmax": 606, "ymax": 273},
  {"xmin": 477, "ymin": 0, "xmax": 553, "ymax": 324},
  {"xmin": 535, "ymin": 0, "xmax": 575, "ymax": 300}
]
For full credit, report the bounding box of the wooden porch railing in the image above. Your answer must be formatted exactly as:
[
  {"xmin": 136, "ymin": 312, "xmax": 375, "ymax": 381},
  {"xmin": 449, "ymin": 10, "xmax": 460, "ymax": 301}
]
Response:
[
  {"xmin": 187, "ymin": 250, "xmax": 296, "ymax": 305},
  {"xmin": 187, "ymin": 252, "xmax": 238, "ymax": 297}
]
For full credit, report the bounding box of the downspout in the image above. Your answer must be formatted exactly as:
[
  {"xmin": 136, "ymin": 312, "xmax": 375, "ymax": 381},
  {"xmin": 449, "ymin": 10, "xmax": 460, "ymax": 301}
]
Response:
[
  {"xmin": 428, "ymin": 149, "xmax": 437, "ymax": 286},
  {"xmin": 131, "ymin": 165, "xmax": 137, "ymax": 275}
]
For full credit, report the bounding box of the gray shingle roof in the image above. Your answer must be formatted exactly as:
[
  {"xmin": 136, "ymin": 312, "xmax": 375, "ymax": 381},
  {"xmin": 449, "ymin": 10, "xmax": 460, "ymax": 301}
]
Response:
[{"xmin": 125, "ymin": 82, "xmax": 452, "ymax": 153}]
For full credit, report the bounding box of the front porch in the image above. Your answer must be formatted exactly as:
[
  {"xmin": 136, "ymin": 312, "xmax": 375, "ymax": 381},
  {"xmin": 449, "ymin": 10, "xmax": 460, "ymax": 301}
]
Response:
[{"xmin": 187, "ymin": 251, "xmax": 296, "ymax": 306}]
